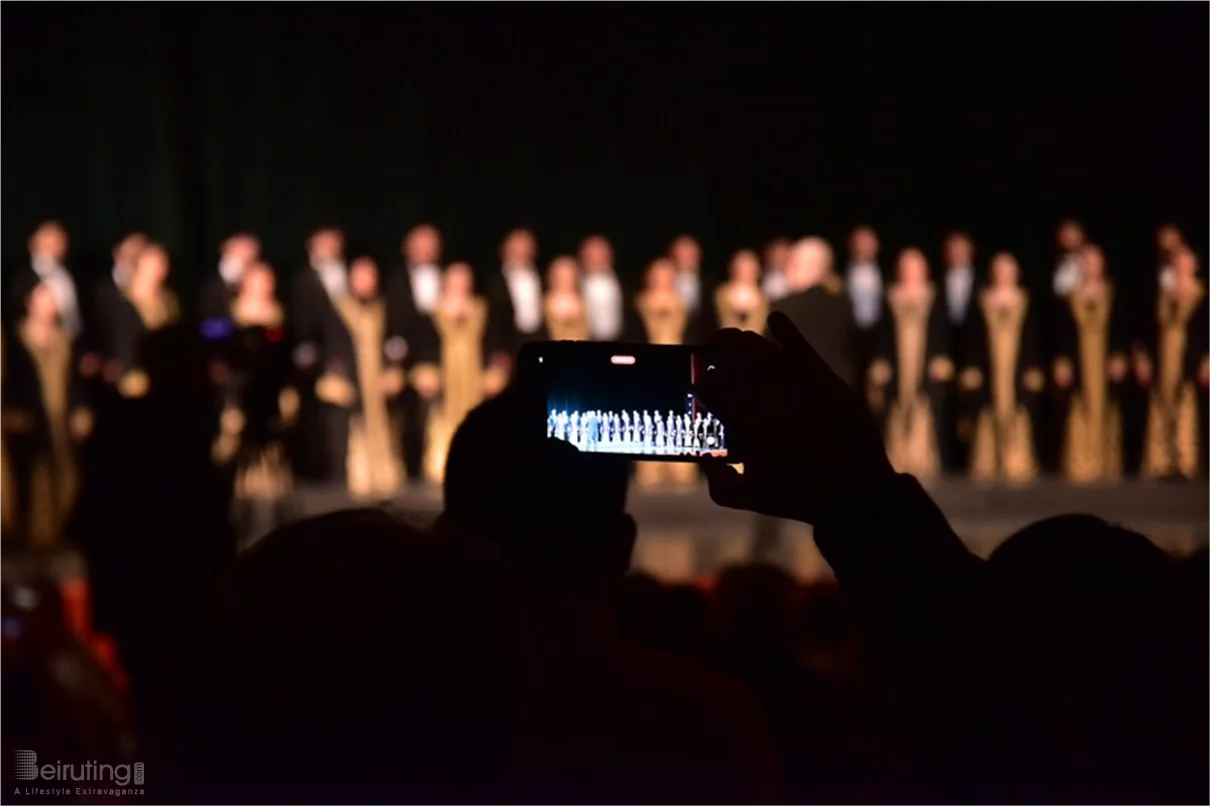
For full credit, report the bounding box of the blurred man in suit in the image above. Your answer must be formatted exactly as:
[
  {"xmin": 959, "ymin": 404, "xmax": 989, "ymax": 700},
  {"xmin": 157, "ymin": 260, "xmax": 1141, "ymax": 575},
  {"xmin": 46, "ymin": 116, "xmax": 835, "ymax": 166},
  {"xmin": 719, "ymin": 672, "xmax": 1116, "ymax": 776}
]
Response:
[
  {"xmin": 385, "ymin": 224, "xmax": 445, "ymax": 482},
  {"xmin": 199, "ymin": 233, "xmax": 261, "ymax": 325},
  {"xmin": 772, "ymin": 237, "xmax": 859, "ymax": 390},
  {"xmin": 486, "ymin": 228, "xmax": 543, "ymax": 361},
  {"xmin": 580, "ymin": 235, "xmax": 625, "ymax": 342}
]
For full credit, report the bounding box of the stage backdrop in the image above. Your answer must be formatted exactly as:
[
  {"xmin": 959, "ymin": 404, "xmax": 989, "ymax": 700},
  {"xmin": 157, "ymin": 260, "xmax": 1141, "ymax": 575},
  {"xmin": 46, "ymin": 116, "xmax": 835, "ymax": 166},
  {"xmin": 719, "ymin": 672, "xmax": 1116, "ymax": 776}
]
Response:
[{"xmin": 3, "ymin": 4, "xmax": 1207, "ymax": 307}]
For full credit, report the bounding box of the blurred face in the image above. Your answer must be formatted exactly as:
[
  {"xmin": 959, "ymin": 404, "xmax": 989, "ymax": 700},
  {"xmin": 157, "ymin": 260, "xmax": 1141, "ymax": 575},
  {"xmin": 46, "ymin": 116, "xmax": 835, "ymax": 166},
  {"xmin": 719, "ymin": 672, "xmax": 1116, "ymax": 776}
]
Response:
[
  {"xmin": 729, "ymin": 250, "xmax": 760, "ymax": 285},
  {"xmin": 548, "ymin": 257, "xmax": 580, "ymax": 293},
  {"xmin": 580, "ymin": 237, "xmax": 613, "ymax": 271},
  {"xmin": 646, "ymin": 260, "xmax": 677, "ymax": 293},
  {"xmin": 1173, "ymin": 250, "xmax": 1198, "ymax": 282},
  {"xmin": 134, "ymin": 247, "xmax": 170, "ymax": 289},
  {"xmin": 945, "ymin": 234, "xmax": 973, "ymax": 268},
  {"xmin": 309, "ymin": 230, "xmax": 344, "ymax": 262},
  {"xmin": 502, "ymin": 230, "xmax": 537, "ymax": 265},
  {"xmin": 443, "ymin": 263, "xmax": 474, "ymax": 297},
  {"xmin": 224, "ymin": 234, "xmax": 261, "ymax": 267},
  {"xmin": 670, "ymin": 237, "xmax": 701, "ymax": 272},
  {"xmin": 114, "ymin": 233, "xmax": 148, "ymax": 267},
  {"xmin": 31, "ymin": 224, "xmax": 68, "ymax": 261},
  {"xmin": 1058, "ymin": 221, "xmax": 1085, "ymax": 252},
  {"xmin": 850, "ymin": 227, "xmax": 879, "ymax": 261},
  {"xmin": 241, "ymin": 264, "xmax": 276, "ymax": 301},
  {"xmin": 406, "ymin": 226, "xmax": 441, "ymax": 265},
  {"xmin": 897, "ymin": 250, "xmax": 929, "ymax": 285},
  {"xmin": 349, "ymin": 258, "xmax": 379, "ymax": 299},
  {"xmin": 1157, "ymin": 225, "xmax": 1183, "ymax": 256},
  {"xmin": 990, "ymin": 254, "xmax": 1019, "ymax": 288},
  {"xmin": 27, "ymin": 284, "xmax": 59, "ymax": 322},
  {"xmin": 1080, "ymin": 247, "xmax": 1105, "ymax": 281},
  {"xmin": 764, "ymin": 239, "xmax": 791, "ymax": 272}
]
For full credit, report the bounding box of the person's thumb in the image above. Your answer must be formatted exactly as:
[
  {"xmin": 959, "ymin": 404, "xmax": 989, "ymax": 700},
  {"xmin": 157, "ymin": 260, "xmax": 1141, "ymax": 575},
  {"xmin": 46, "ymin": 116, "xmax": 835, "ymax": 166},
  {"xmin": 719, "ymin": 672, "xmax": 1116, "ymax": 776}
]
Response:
[{"xmin": 703, "ymin": 462, "xmax": 752, "ymax": 511}]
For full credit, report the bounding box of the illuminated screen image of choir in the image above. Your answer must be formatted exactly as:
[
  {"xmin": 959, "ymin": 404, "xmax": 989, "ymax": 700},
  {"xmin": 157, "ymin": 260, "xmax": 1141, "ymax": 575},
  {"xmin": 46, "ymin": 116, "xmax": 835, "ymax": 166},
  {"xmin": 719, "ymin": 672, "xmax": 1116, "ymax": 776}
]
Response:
[
  {"xmin": 1, "ymin": 217, "xmax": 1206, "ymax": 548},
  {"xmin": 547, "ymin": 408, "xmax": 726, "ymax": 458}
]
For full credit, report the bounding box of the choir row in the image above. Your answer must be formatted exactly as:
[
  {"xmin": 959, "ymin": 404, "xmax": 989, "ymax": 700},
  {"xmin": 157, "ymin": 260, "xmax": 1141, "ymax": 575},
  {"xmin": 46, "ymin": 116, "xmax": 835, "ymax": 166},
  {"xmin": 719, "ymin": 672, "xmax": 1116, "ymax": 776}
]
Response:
[
  {"xmin": 547, "ymin": 409, "xmax": 725, "ymax": 456},
  {"xmin": 1, "ymin": 218, "xmax": 1205, "ymax": 545}
]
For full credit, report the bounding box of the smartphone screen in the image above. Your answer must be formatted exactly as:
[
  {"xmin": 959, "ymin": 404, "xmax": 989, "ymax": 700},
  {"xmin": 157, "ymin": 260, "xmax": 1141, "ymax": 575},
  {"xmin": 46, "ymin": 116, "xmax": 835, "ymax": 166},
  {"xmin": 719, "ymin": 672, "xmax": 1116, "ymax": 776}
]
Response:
[{"xmin": 520, "ymin": 342, "xmax": 728, "ymax": 461}]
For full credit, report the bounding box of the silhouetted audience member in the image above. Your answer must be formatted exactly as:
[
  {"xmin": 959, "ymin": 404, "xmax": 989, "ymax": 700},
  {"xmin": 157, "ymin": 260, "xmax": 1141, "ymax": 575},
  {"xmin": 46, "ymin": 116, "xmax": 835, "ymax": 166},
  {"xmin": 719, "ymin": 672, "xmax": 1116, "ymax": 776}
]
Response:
[
  {"xmin": 698, "ymin": 314, "xmax": 1208, "ymax": 802},
  {"xmin": 76, "ymin": 325, "xmax": 234, "ymax": 714},
  {"xmin": 990, "ymin": 516, "xmax": 1207, "ymax": 803},
  {"xmin": 169, "ymin": 509, "xmax": 519, "ymax": 804},
  {"xmin": 438, "ymin": 387, "xmax": 780, "ymax": 804}
]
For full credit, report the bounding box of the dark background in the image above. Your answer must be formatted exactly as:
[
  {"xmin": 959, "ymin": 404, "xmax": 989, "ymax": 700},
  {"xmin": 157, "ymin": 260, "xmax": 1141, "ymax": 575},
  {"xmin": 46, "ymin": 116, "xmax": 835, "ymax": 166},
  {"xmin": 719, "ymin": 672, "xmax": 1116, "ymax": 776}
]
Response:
[
  {"xmin": 547, "ymin": 347, "xmax": 695, "ymax": 417},
  {"xmin": 3, "ymin": 3, "xmax": 1206, "ymax": 306}
]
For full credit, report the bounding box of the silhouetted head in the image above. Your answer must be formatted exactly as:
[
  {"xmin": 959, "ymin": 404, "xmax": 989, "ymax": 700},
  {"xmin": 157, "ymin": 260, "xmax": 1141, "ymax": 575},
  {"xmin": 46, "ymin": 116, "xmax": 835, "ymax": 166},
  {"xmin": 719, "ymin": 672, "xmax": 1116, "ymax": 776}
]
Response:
[
  {"xmin": 439, "ymin": 387, "xmax": 634, "ymax": 596},
  {"xmin": 173, "ymin": 509, "xmax": 518, "ymax": 804},
  {"xmin": 712, "ymin": 563, "xmax": 800, "ymax": 660},
  {"xmin": 991, "ymin": 516, "xmax": 1201, "ymax": 800}
]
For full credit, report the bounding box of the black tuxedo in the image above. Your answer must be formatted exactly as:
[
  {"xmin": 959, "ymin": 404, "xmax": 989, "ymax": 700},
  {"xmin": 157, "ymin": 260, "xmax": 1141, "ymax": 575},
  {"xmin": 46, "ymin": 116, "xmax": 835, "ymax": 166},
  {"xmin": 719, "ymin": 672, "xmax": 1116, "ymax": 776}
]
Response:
[
  {"xmin": 485, "ymin": 266, "xmax": 544, "ymax": 358},
  {"xmin": 287, "ymin": 267, "xmax": 345, "ymax": 480},
  {"xmin": 770, "ymin": 283, "xmax": 860, "ymax": 391},
  {"xmin": 198, "ymin": 272, "xmax": 240, "ymax": 325}
]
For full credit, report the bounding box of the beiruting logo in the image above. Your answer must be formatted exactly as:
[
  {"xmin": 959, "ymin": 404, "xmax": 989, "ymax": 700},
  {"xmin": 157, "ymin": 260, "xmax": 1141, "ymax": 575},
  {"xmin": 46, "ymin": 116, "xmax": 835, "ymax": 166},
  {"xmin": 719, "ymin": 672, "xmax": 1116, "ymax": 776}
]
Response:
[{"xmin": 13, "ymin": 750, "xmax": 144, "ymax": 790}]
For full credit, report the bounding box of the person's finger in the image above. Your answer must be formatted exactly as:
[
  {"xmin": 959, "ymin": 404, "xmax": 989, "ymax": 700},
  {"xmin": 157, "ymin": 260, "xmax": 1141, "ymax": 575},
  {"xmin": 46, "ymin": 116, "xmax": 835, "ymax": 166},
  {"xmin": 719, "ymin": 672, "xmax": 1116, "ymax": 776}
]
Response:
[{"xmin": 702, "ymin": 461, "xmax": 753, "ymax": 511}]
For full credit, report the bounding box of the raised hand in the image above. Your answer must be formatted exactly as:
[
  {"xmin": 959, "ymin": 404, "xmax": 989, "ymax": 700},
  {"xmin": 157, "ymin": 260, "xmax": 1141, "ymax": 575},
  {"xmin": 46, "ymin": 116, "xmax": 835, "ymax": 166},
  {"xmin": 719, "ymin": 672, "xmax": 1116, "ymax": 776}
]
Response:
[{"xmin": 694, "ymin": 312, "xmax": 893, "ymax": 525}]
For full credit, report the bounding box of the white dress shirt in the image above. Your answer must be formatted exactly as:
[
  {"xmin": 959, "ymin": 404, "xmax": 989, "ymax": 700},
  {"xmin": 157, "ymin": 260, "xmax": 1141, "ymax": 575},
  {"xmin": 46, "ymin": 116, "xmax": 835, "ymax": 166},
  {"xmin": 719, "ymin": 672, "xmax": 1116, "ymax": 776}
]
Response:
[
  {"xmin": 583, "ymin": 271, "xmax": 623, "ymax": 341},
  {"xmin": 762, "ymin": 268, "xmax": 789, "ymax": 302},
  {"xmin": 846, "ymin": 261, "xmax": 883, "ymax": 330},
  {"xmin": 1158, "ymin": 264, "xmax": 1176, "ymax": 292},
  {"xmin": 409, "ymin": 262, "xmax": 441, "ymax": 315},
  {"xmin": 676, "ymin": 271, "xmax": 701, "ymax": 313},
  {"xmin": 218, "ymin": 258, "xmax": 245, "ymax": 287},
  {"xmin": 112, "ymin": 263, "xmax": 133, "ymax": 290},
  {"xmin": 32, "ymin": 257, "xmax": 81, "ymax": 338},
  {"xmin": 504, "ymin": 263, "xmax": 543, "ymax": 334},
  {"xmin": 945, "ymin": 265, "xmax": 974, "ymax": 325},
  {"xmin": 1053, "ymin": 255, "xmax": 1082, "ymax": 298},
  {"xmin": 313, "ymin": 259, "xmax": 347, "ymax": 301}
]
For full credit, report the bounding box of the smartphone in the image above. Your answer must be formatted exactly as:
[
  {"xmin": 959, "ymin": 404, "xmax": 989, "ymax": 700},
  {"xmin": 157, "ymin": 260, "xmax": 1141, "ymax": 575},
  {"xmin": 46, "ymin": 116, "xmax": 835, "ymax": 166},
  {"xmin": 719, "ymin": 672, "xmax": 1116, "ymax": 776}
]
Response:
[{"xmin": 516, "ymin": 341, "xmax": 730, "ymax": 461}]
